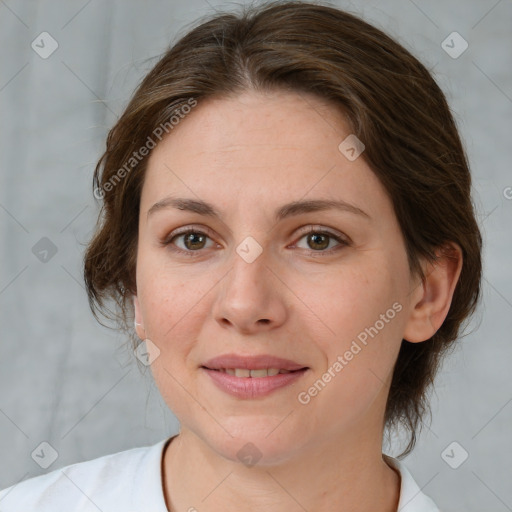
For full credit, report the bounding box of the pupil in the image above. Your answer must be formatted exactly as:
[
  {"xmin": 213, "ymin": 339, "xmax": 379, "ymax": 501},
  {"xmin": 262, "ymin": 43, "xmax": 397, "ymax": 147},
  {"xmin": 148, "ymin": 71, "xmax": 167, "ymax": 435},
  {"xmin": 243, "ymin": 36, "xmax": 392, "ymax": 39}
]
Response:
[
  {"xmin": 309, "ymin": 233, "xmax": 328, "ymax": 250},
  {"xmin": 185, "ymin": 233, "xmax": 205, "ymax": 250}
]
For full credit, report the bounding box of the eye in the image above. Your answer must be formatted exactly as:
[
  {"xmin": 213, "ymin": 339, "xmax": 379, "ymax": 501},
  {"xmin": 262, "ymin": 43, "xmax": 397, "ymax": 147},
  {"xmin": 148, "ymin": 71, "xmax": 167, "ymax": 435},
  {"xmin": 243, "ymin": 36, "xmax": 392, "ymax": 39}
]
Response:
[
  {"xmin": 162, "ymin": 227, "xmax": 217, "ymax": 256},
  {"xmin": 292, "ymin": 227, "xmax": 349, "ymax": 255}
]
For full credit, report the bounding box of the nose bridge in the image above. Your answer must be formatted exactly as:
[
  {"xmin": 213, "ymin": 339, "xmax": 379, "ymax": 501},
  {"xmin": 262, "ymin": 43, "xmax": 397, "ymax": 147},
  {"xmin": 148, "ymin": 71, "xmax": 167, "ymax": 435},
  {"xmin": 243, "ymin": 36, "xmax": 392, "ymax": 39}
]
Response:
[
  {"xmin": 212, "ymin": 234, "xmax": 287, "ymax": 332},
  {"xmin": 226, "ymin": 235, "xmax": 272, "ymax": 301}
]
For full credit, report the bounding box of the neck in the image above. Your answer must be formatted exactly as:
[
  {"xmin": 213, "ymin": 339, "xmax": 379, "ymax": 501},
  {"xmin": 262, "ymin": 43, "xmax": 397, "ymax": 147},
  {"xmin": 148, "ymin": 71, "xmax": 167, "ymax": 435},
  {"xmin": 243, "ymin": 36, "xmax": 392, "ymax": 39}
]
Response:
[{"xmin": 162, "ymin": 427, "xmax": 401, "ymax": 512}]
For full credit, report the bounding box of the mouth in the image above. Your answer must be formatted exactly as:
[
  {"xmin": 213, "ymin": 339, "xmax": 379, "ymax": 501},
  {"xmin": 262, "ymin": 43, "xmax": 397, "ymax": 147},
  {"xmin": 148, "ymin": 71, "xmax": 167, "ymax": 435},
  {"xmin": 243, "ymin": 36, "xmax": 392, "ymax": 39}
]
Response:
[{"xmin": 200, "ymin": 354, "xmax": 309, "ymax": 398}]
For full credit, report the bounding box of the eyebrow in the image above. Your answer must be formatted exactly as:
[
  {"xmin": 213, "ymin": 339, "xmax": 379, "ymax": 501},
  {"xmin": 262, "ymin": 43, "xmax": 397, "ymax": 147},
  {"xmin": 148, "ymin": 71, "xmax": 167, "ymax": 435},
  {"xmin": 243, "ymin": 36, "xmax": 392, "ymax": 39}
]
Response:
[{"xmin": 147, "ymin": 196, "xmax": 371, "ymax": 221}]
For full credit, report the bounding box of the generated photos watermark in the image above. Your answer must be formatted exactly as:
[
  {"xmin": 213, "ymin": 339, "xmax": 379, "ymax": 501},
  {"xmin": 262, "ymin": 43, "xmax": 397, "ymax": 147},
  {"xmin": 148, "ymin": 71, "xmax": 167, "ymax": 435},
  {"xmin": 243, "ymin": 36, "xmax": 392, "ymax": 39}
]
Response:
[
  {"xmin": 297, "ymin": 301, "xmax": 403, "ymax": 404},
  {"xmin": 94, "ymin": 97, "xmax": 198, "ymax": 199}
]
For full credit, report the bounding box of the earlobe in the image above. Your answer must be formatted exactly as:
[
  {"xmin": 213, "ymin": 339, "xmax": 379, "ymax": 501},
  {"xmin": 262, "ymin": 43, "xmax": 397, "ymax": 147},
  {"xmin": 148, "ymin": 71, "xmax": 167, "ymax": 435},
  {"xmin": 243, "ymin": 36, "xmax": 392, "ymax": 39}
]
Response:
[{"xmin": 403, "ymin": 243, "xmax": 463, "ymax": 343}]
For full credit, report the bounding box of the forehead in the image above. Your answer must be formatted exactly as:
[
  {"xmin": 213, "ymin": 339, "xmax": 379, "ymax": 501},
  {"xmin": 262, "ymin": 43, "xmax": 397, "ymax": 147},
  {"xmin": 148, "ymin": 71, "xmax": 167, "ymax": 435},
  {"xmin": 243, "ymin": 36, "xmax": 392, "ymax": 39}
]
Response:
[{"xmin": 141, "ymin": 90, "xmax": 391, "ymax": 221}]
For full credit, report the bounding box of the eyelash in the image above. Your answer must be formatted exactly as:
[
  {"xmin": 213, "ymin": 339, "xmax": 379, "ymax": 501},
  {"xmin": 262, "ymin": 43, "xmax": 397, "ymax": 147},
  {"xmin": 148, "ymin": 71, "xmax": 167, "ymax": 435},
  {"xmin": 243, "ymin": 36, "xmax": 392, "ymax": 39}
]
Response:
[{"xmin": 161, "ymin": 225, "xmax": 350, "ymax": 258}]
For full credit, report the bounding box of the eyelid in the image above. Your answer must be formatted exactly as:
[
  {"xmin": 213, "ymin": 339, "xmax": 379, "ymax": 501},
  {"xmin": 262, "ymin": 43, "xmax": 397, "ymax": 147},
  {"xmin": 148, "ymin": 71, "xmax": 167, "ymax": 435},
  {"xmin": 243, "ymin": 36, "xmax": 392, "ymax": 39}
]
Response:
[
  {"xmin": 289, "ymin": 225, "xmax": 350, "ymax": 255},
  {"xmin": 163, "ymin": 224, "xmax": 217, "ymax": 243},
  {"xmin": 292, "ymin": 224, "xmax": 350, "ymax": 244}
]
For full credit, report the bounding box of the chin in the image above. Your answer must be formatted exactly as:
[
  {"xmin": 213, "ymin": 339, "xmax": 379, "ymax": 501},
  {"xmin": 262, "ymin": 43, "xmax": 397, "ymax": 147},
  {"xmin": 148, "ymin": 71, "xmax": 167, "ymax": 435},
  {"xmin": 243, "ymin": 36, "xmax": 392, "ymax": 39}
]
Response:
[{"xmin": 204, "ymin": 420, "xmax": 309, "ymax": 467}]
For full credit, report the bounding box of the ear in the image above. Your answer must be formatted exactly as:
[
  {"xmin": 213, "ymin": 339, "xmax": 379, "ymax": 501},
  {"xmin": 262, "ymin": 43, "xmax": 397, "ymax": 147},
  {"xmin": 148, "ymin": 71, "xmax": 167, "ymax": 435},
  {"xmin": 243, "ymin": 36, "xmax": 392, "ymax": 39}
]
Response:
[
  {"xmin": 133, "ymin": 295, "xmax": 146, "ymax": 340},
  {"xmin": 403, "ymin": 242, "xmax": 463, "ymax": 343}
]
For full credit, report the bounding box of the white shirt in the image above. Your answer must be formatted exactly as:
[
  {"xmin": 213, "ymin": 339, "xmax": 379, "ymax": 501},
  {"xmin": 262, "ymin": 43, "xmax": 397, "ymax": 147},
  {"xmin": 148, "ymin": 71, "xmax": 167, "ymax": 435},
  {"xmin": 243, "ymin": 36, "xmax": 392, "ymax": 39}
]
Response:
[{"xmin": 0, "ymin": 436, "xmax": 440, "ymax": 511}]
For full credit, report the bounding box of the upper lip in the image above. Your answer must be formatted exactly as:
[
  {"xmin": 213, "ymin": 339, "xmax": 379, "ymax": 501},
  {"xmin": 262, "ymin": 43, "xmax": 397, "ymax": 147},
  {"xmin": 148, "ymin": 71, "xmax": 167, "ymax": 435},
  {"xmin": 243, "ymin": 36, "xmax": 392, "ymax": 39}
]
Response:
[{"xmin": 202, "ymin": 354, "xmax": 308, "ymax": 371}]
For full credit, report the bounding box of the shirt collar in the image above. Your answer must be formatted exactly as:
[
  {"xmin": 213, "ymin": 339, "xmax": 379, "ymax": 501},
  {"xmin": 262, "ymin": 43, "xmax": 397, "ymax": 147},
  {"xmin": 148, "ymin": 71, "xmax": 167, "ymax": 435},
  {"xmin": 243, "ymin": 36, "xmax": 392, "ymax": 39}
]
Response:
[{"xmin": 384, "ymin": 455, "xmax": 440, "ymax": 511}]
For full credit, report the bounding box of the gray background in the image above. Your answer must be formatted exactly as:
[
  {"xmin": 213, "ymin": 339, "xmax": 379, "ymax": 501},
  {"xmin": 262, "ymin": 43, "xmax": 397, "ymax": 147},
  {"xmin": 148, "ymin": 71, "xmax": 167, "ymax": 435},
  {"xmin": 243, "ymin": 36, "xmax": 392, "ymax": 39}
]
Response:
[{"xmin": 0, "ymin": 0, "xmax": 511, "ymax": 511}]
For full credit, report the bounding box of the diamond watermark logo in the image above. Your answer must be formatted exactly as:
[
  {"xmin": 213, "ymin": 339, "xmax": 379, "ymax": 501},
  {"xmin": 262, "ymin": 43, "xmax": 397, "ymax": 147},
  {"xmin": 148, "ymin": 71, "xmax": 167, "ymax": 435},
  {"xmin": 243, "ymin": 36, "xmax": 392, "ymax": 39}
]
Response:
[
  {"xmin": 31, "ymin": 32, "xmax": 59, "ymax": 59},
  {"xmin": 32, "ymin": 237, "xmax": 58, "ymax": 263},
  {"xmin": 338, "ymin": 134, "xmax": 365, "ymax": 161},
  {"xmin": 441, "ymin": 441, "xmax": 469, "ymax": 469},
  {"xmin": 236, "ymin": 442, "xmax": 263, "ymax": 467},
  {"xmin": 441, "ymin": 32, "xmax": 468, "ymax": 59},
  {"xmin": 31, "ymin": 441, "xmax": 59, "ymax": 469},
  {"xmin": 236, "ymin": 236, "xmax": 263, "ymax": 263},
  {"xmin": 134, "ymin": 339, "xmax": 161, "ymax": 366}
]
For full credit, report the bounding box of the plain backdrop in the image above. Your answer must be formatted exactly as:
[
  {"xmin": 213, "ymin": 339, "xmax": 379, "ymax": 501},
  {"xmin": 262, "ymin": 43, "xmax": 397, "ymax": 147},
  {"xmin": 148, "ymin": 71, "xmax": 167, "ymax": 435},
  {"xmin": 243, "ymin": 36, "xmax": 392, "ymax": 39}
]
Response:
[{"xmin": 0, "ymin": 1, "xmax": 511, "ymax": 511}]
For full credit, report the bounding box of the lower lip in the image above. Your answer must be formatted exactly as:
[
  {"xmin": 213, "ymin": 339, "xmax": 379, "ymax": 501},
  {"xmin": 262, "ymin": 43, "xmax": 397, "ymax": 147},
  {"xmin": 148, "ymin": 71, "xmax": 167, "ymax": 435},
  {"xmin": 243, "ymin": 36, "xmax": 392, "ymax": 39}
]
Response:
[{"xmin": 202, "ymin": 368, "xmax": 308, "ymax": 399}]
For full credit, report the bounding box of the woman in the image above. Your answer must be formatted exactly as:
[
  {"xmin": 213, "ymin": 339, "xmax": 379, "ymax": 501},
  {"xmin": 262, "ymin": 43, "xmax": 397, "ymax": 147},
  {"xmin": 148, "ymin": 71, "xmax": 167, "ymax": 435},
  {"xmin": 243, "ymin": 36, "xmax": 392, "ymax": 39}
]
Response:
[{"xmin": 0, "ymin": 1, "xmax": 482, "ymax": 511}]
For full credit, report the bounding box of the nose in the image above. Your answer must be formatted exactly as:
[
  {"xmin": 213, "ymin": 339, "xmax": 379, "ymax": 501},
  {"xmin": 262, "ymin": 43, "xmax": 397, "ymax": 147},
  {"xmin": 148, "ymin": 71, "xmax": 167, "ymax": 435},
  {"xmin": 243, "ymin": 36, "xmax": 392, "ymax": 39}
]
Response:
[{"xmin": 211, "ymin": 243, "xmax": 288, "ymax": 335}]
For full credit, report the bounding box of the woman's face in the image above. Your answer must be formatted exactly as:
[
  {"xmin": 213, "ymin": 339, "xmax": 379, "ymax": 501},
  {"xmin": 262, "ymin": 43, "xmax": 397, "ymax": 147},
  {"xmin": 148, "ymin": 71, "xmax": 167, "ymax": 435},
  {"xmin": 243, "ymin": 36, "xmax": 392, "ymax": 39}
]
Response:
[{"xmin": 134, "ymin": 90, "xmax": 420, "ymax": 463}]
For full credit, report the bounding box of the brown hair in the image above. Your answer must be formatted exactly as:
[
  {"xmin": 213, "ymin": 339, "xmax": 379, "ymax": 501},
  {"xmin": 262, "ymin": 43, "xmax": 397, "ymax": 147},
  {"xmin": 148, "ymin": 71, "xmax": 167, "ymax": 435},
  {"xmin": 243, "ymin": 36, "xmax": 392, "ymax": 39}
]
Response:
[{"xmin": 83, "ymin": 0, "xmax": 482, "ymax": 456}]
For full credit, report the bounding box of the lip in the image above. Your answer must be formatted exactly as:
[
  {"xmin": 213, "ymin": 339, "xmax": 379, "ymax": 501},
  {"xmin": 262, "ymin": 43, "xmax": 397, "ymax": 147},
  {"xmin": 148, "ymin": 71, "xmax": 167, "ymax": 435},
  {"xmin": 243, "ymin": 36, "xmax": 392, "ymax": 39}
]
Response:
[
  {"xmin": 201, "ymin": 353, "xmax": 309, "ymax": 399},
  {"xmin": 202, "ymin": 353, "xmax": 307, "ymax": 371},
  {"xmin": 202, "ymin": 367, "xmax": 309, "ymax": 399}
]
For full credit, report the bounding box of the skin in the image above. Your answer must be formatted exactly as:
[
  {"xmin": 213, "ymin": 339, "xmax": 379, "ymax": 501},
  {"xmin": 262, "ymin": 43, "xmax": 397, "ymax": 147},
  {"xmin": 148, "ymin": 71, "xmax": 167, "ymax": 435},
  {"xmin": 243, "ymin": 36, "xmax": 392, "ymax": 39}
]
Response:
[{"xmin": 133, "ymin": 89, "xmax": 462, "ymax": 512}]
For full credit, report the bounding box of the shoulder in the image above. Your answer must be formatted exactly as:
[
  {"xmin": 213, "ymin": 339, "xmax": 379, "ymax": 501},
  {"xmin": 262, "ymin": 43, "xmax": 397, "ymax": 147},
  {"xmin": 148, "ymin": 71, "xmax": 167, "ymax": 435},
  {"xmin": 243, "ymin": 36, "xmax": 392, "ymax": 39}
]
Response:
[
  {"xmin": 384, "ymin": 455, "xmax": 441, "ymax": 512},
  {"xmin": 0, "ymin": 438, "xmax": 170, "ymax": 512}
]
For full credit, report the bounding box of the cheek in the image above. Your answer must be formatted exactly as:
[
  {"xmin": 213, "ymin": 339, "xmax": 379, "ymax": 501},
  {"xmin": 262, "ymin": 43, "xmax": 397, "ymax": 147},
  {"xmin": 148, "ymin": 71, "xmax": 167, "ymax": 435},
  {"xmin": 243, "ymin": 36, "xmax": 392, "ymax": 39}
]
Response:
[
  {"xmin": 136, "ymin": 252, "xmax": 223, "ymax": 361},
  {"xmin": 293, "ymin": 258, "xmax": 405, "ymax": 350},
  {"xmin": 138, "ymin": 274, "xmax": 206, "ymax": 416},
  {"xmin": 136, "ymin": 259, "xmax": 201, "ymax": 371},
  {"xmin": 292, "ymin": 261, "xmax": 406, "ymax": 412},
  {"xmin": 137, "ymin": 244, "xmax": 204, "ymax": 331},
  {"xmin": 142, "ymin": 281, "xmax": 202, "ymax": 346}
]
